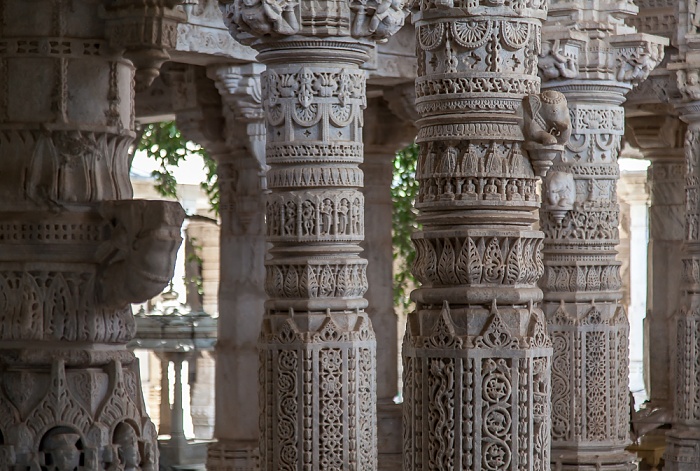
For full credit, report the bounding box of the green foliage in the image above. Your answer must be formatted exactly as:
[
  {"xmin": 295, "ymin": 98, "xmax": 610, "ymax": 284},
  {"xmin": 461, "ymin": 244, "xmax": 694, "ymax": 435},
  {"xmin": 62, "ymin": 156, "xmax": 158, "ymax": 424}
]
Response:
[
  {"xmin": 136, "ymin": 121, "xmax": 219, "ymax": 214},
  {"xmin": 391, "ymin": 142, "xmax": 420, "ymax": 312}
]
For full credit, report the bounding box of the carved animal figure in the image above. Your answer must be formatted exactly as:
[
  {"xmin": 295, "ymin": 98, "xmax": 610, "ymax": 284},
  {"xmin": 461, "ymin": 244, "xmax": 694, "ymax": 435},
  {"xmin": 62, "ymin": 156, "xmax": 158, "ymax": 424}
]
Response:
[
  {"xmin": 97, "ymin": 201, "xmax": 185, "ymax": 309},
  {"xmin": 545, "ymin": 171, "xmax": 576, "ymax": 210},
  {"xmin": 523, "ymin": 90, "xmax": 571, "ymax": 146}
]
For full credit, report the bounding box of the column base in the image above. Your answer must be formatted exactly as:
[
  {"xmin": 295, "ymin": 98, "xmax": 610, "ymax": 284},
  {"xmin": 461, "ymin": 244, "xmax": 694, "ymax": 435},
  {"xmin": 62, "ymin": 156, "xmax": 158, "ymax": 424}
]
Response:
[
  {"xmin": 378, "ymin": 402, "xmax": 402, "ymax": 471},
  {"xmin": 665, "ymin": 427, "xmax": 700, "ymax": 470},
  {"xmin": 551, "ymin": 448, "xmax": 636, "ymax": 471},
  {"xmin": 207, "ymin": 439, "xmax": 260, "ymax": 471}
]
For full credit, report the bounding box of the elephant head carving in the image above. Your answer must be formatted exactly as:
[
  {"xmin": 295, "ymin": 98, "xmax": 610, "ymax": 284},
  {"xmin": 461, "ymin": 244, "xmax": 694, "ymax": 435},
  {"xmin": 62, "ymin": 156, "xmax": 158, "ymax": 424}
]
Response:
[
  {"xmin": 97, "ymin": 200, "xmax": 185, "ymax": 309},
  {"xmin": 523, "ymin": 90, "xmax": 571, "ymax": 146}
]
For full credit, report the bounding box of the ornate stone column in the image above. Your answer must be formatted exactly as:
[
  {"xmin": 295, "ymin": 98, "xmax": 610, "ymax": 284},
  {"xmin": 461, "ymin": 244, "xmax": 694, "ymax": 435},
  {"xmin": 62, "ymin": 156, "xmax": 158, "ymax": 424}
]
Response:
[
  {"xmin": 166, "ymin": 62, "xmax": 266, "ymax": 470},
  {"xmin": 626, "ymin": 109, "xmax": 686, "ymax": 415},
  {"xmin": 0, "ymin": 1, "xmax": 185, "ymax": 470},
  {"xmin": 538, "ymin": 5, "xmax": 666, "ymax": 468},
  {"xmin": 218, "ymin": 0, "xmax": 407, "ymax": 467},
  {"xmin": 206, "ymin": 63, "xmax": 267, "ymax": 471},
  {"xmin": 362, "ymin": 93, "xmax": 415, "ymax": 471},
  {"xmin": 664, "ymin": 60, "xmax": 700, "ymax": 466},
  {"xmin": 403, "ymin": 0, "xmax": 570, "ymax": 468}
]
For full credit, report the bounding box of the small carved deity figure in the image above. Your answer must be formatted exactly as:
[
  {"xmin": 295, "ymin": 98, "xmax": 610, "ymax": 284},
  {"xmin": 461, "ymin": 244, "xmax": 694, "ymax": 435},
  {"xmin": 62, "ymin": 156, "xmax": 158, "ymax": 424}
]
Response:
[
  {"xmin": 319, "ymin": 198, "xmax": 333, "ymax": 235},
  {"xmin": 440, "ymin": 143, "xmax": 458, "ymax": 175},
  {"xmin": 617, "ymin": 45, "xmax": 663, "ymax": 85},
  {"xmin": 301, "ymin": 200, "xmax": 315, "ymax": 236},
  {"xmin": 506, "ymin": 179, "xmax": 520, "ymax": 200},
  {"xmin": 351, "ymin": 198, "xmax": 362, "ymax": 234},
  {"xmin": 538, "ymin": 40, "xmax": 577, "ymax": 80},
  {"xmin": 678, "ymin": 69, "xmax": 700, "ymax": 100},
  {"xmin": 41, "ymin": 429, "xmax": 82, "ymax": 471},
  {"xmin": 233, "ymin": 0, "xmax": 300, "ymax": 36},
  {"xmin": 351, "ymin": 0, "xmax": 406, "ymax": 40},
  {"xmin": 285, "ymin": 201, "xmax": 297, "ymax": 235},
  {"xmin": 337, "ymin": 199, "xmax": 350, "ymax": 235},
  {"xmin": 523, "ymin": 90, "xmax": 572, "ymax": 146},
  {"xmin": 110, "ymin": 424, "xmax": 140, "ymax": 471}
]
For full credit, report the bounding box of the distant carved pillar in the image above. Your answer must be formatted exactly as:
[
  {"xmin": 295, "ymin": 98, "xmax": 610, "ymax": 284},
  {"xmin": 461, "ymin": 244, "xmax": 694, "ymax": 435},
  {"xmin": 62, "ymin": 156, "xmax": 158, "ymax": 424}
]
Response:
[
  {"xmin": 403, "ymin": 0, "xmax": 568, "ymax": 467},
  {"xmin": 189, "ymin": 352, "xmax": 216, "ymax": 439},
  {"xmin": 539, "ymin": 7, "xmax": 666, "ymax": 468},
  {"xmin": 168, "ymin": 63, "xmax": 266, "ymax": 470},
  {"xmin": 362, "ymin": 93, "xmax": 415, "ymax": 471},
  {"xmin": 207, "ymin": 63, "xmax": 267, "ymax": 471},
  {"xmin": 0, "ymin": 1, "xmax": 185, "ymax": 470},
  {"xmin": 664, "ymin": 64, "xmax": 700, "ymax": 467},
  {"xmin": 626, "ymin": 110, "xmax": 685, "ymax": 414},
  {"xmin": 186, "ymin": 221, "xmax": 221, "ymax": 315},
  {"xmin": 170, "ymin": 353, "xmax": 187, "ymax": 447},
  {"xmin": 218, "ymin": 0, "xmax": 407, "ymax": 467},
  {"xmin": 160, "ymin": 356, "xmax": 173, "ymax": 435}
]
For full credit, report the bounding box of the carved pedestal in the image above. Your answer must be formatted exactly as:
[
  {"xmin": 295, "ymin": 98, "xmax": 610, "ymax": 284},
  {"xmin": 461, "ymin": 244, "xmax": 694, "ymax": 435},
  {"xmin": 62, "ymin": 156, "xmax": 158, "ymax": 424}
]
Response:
[
  {"xmin": 403, "ymin": 1, "xmax": 562, "ymax": 469},
  {"xmin": 539, "ymin": 7, "xmax": 666, "ymax": 468},
  {"xmin": 0, "ymin": 1, "xmax": 185, "ymax": 470}
]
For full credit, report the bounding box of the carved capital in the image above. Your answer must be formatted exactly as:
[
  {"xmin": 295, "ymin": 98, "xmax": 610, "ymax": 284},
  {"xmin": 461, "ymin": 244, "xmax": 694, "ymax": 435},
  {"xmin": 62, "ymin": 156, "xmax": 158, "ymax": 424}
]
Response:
[
  {"xmin": 102, "ymin": 0, "xmax": 187, "ymax": 91},
  {"xmin": 218, "ymin": 0, "xmax": 408, "ymax": 45},
  {"xmin": 611, "ymin": 34, "xmax": 668, "ymax": 87}
]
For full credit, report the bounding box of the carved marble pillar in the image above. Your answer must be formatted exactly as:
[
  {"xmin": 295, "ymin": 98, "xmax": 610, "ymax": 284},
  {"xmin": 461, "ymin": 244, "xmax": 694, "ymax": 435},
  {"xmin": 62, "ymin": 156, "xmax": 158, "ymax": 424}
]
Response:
[
  {"xmin": 218, "ymin": 0, "xmax": 407, "ymax": 467},
  {"xmin": 362, "ymin": 94, "xmax": 415, "ymax": 471},
  {"xmin": 539, "ymin": 7, "xmax": 666, "ymax": 468},
  {"xmin": 403, "ymin": 0, "xmax": 570, "ymax": 467},
  {"xmin": 206, "ymin": 63, "xmax": 267, "ymax": 471},
  {"xmin": 664, "ymin": 64, "xmax": 700, "ymax": 467},
  {"xmin": 168, "ymin": 63, "xmax": 267, "ymax": 470},
  {"xmin": 160, "ymin": 355, "xmax": 173, "ymax": 435},
  {"xmin": 626, "ymin": 111, "xmax": 686, "ymax": 414},
  {"xmin": 0, "ymin": 1, "xmax": 185, "ymax": 470}
]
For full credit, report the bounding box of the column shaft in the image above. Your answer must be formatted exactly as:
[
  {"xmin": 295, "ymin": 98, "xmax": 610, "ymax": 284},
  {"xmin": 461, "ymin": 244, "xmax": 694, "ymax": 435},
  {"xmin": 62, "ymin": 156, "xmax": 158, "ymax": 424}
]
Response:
[
  {"xmin": 539, "ymin": 11, "xmax": 666, "ymax": 468},
  {"xmin": 404, "ymin": 2, "xmax": 559, "ymax": 469},
  {"xmin": 0, "ymin": 1, "xmax": 185, "ymax": 470}
]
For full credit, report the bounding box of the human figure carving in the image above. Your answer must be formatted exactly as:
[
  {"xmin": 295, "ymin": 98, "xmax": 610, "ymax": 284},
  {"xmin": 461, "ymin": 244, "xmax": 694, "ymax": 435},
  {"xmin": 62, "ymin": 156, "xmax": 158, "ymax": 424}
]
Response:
[
  {"xmin": 41, "ymin": 430, "xmax": 82, "ymax": 471},
  {"xmin": 351, "ymin": 0, "xmax": 406, "ymax": 40},
  {"xmin": 523, "ymin": 90, "xmax": 572, "ymax": 146},
  {"xmin": 110, "ymin": 424, "xmax": 140, "ymax": 471},
  {"xmin": 233, "ymin": 0, "xmax": 300, "ymax": 36},
  {"xmin": 538, "ymin": 40, "xmax": 578, "ymax": 80}
]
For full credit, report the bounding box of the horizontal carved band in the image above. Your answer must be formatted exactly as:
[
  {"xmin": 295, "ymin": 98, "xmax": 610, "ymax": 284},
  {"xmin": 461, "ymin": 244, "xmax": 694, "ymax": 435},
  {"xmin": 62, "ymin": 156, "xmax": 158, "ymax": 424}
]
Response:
[
  {"xmin": 417, "ymin": 122, "xmax": 524, "ymax": 142},
  {"xmin": 412, "ymin": 235, "xmax": 543, "ymax": 287},
  {"xmin": 542, "ymin": 264, "xmax": 622, "ymax": 292},
  {"xmin": 265, "ymin": 261, "xmax": 368, "ymax": 299},
  {"xmin": 416, "ymin": 76, "xmax": 540, "ymax": 100},
  {"xmin": 266, "ymin": 166, "xmax": 363, "ymax": 189},
  {"xmin": 0, "ymin": 38, "xmax": 111, "ymax": 58},
  {"xmin": 266, "ymin": 143, "xmax": 363, "ymax": 164},
  {"xmin": 569, "ymin": 106, "xmax": 624, "ymax": 134},
  {"xmin": 541, "ymin": 209, "xmax": 620, "ymax": 241},
  {"xmin": 0, "ymin": 270, "xmax": 133, "ymax": 343},
  {"xmin": 267, "ymin": 191, "xmax": 363, "ymax": 241},
  {"xmin": 263, "ymin": 68, "xmax": 366, "ymax": 108},
  {"xmin": 416, "ymin": 97, "xmax": 523, "ymax": 116}
]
